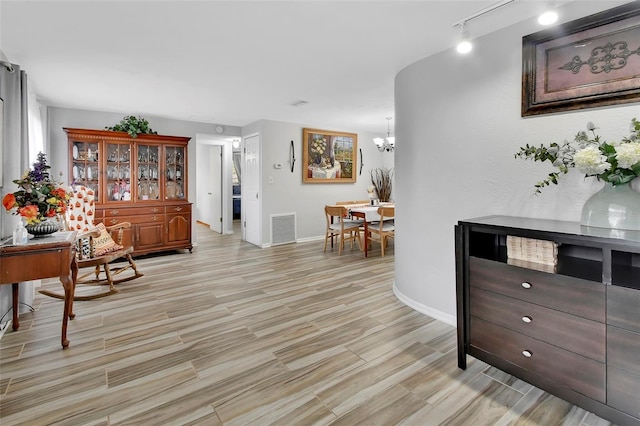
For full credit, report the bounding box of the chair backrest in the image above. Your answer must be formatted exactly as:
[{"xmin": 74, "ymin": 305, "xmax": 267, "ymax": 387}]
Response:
[
  {"xmin": 325, "ymin": 205, "xmax": 348, "ymax": 227},
  {"xmin": 67, "ymin": 186, "xmax": 96, "ymax": 232},
  {"xmin": 377, "ymin": 206, "xmax": 394, "ymax": 219}
]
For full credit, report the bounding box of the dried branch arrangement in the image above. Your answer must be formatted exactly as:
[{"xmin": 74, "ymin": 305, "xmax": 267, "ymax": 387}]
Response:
[{"xmin": 370, "ymin": 167, "xmax": 393, "ymax": 202}]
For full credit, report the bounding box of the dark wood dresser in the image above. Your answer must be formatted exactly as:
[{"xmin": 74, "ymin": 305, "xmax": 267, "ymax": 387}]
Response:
[{"xmin": 455, "ymin": 216, "xmax": 640, "ymax": 426}]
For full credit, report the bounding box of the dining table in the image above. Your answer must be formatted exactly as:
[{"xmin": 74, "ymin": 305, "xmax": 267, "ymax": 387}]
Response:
[{"xmin": 344, "ymin": 203, "xmax": 395, "ymax": 257}]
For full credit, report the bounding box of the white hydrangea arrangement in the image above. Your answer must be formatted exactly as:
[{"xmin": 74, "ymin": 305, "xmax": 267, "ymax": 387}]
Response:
[{"xmin": 515, "ymin": 118, "xmax": 640, "ymax": 194}]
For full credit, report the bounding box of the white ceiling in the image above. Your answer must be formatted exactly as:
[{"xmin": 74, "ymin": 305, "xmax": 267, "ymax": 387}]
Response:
[{"xmin": 1, "ymin": 0, "xmax": 585, "ymax": 135}]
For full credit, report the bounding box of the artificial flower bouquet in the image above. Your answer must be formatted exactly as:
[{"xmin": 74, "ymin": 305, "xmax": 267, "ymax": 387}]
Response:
[
  {"xmin": 2, "ymin": 152, "xmax": 71, "ymax": 224},
  {"xmin": 515, "ymin": 119, "xmax": 640, "ymax": 194}
]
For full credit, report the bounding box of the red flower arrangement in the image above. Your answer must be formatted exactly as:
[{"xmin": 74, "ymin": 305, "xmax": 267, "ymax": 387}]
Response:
[{"xmin": 2, "ymin": 152, "xmax": 71, "ymax": 225}]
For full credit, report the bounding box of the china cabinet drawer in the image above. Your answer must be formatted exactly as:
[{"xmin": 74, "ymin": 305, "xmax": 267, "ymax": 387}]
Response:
[
  {"xmin": 165, "ymin": 204, "xmax": 191, "ymax": 213},
  {"xmin": 607, "ymin": 285, "xmax": 640, "ymax": 333},
  {"xmin": 101, "ymin": 215, "xmax": 164, "ymax": 227},
  {"xmin": 470, "ymin": 316, "xmax": 605, "ymax": 402},
  {"xmin": 469, "ymin": 257, "xmax": 605, "ymax": 322},
  {"xmin": 607, "ymin": 366, "xmax": 640, "ymax": 419},
  {"xmin": 470, "ymin": 287, "xmax": 605, "ymax": 362},
  {"xmin": 607, "ymin": 326, "xmax": 640, "ymax": 374},
  {"xmin": 103, "ymin": 206, "xmax": 164, "ymax": 217}
]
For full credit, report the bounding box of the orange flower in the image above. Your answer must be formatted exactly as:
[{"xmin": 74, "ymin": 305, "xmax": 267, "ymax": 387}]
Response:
[
  {"xmin": 51, "ymin": 187, "xmax": 68, "ymax": 199},
  {"xmin": 46, "ymin": 209, "xmax": 57, "ymax": 217},
  {"xmin": 18, "ymin": 205, "xmax": 40, "ymax": 223},
  {"xmin": 2, "ymin": 193, "xmax": 16, "ymax": 211}
]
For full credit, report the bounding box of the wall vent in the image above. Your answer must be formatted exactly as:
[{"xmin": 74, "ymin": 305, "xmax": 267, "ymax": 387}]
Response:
[{"xmin": 271, "ymin": 213, "xmax": 296, "ymax": 245}]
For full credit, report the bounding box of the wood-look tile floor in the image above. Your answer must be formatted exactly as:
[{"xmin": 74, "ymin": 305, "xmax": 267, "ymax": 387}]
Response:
[{"xmin": 0, "ymin": 224, "xmax": 613, "ymax": 425}]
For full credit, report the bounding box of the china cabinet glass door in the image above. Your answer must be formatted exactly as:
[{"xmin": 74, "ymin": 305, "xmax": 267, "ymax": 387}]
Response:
[
  {"xmin": 105, "ymin": 142, "xmax": 132, "ymax": 202},
  {"xmin": 71, "ymin": 140, "xmax": 100, "ymax": 201},
  {"xmin": 136, "ymin": 144, "xmax": 160, "ymax": 201},
  {"xmin": 165, "ymin": 146, "xmax": 185, "ymax": 200}
]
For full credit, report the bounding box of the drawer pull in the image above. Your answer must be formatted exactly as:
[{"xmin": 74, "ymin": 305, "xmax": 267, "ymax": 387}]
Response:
[
  {"xmin": 522, "ymin": 316, "xmax": 532, "ymax": 323},
  {"xmin": 109, "ymin": 219, "xmax": 118, "ymax": 225},
  {"xmin": 110, "ymin": 210, "xmax": 119, "ymax": 215},
  {"xmin": 152, "ymin": 216, "xmax": 158, "ymax": 221},
  {"xmin": 521, "ymin": 282, "xmax": 532, "ymax": 289},
  {"xmin": 175, "ymin": 206, "xmax": 183, "ymax": 211},
  {"xmin": 522, "ymin": 350, "xmax": 532, "ymax": 358},
  {"xmin": 152, "ymin": 208, "xmax": 160, "ymax": 213}
]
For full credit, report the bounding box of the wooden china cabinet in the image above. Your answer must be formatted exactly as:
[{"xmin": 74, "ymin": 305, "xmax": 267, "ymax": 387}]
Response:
[{"xmin": 65, "ymin": 128, "xmax": 192, "ymax": 256}]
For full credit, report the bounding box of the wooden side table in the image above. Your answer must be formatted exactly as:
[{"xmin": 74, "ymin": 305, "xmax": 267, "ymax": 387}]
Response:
[{"xmin": 0, "ymin": 231, "xmax": 78, "ymax": 348}]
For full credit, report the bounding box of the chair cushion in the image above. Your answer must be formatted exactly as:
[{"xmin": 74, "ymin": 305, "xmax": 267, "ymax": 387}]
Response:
[{"xmin": 92, "ymin": 223, "xmax": 124, "ymax": 256}]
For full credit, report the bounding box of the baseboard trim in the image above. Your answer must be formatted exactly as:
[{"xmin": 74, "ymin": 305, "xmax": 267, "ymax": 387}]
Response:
[{"xmin": 392, "ymin": 282, "xmax": 456, "ymax": 327}]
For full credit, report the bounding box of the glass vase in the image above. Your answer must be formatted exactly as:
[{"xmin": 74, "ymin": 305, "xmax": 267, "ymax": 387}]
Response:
[{"xmin": 580, "ymin": 182, "xmax": 640, "ymax": 231}]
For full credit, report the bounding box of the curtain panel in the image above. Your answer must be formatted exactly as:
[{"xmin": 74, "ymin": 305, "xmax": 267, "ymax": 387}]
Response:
[{"xmin": 0, "ymin": 63, "xmax": 36, "ymax": 323}]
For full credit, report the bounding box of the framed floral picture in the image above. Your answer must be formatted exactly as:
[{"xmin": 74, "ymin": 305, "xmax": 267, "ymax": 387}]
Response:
[
  {"xmin": 302, "ymin": 128, "xmax": 357, "ymax": 183},
  {"xmin": 522, "ymin": 2, "xmax": 640, "ymax": 116}
]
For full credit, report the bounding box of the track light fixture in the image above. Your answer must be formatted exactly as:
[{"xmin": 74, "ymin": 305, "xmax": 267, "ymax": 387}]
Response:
[
  {"xmin": 456, "ymin": 22, "xmax": 473, "ymax": 54},
  {"xmin": 538, "ymin": 4, "xmax": 558, "ymax": 26},
  {"xmin": 452, "ymin": 0, "xmax": 517, "ymax": 54}
]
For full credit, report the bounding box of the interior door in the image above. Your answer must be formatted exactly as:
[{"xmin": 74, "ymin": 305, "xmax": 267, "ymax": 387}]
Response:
[
  {"xmin": 243, "ymin": 134, "xmax": 260, "ymax": 246},
  {"xmin": 210, "ymin": 145, "xmax": 222, "ymax": 234}
]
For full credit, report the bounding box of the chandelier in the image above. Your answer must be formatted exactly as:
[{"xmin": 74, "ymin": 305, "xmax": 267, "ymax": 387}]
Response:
[{"xmin": 373, "ymin": 117, "xmax": 395, "ymax": 152}]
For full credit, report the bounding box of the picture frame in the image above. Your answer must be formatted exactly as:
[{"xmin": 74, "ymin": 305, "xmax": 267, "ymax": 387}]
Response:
[
  {"xmin": 522, "ymin": 2, "xmax": 640, "ymax": 117},
  {"xmin": 303, "ymin": 128, "xmax": 357, "ymax": 183}
]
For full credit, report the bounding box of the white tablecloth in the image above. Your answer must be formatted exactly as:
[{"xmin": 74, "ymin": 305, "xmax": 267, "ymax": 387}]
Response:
[{"xmin": 350, "ymin": 204, "xmax": 394, "ymax": 222}]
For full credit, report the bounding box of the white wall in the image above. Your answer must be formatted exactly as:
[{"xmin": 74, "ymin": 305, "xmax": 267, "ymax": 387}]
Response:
[
  {"xmin": 394, "ymin": 0, "xmax": 638, "ymax": 325},
  {"xmin": 244, "ymin": 119, "xmax": 394, "ymax": 245}
]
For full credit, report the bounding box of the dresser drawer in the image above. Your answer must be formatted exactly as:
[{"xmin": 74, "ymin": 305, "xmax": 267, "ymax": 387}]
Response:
[
  {"xmin": 470, "ymin": 287, "xmax": 605, "ymax": 362},
  {"xmin": 608, "ymin": 286, "xmax": 640, "ymax": 333},
  {"xmin": 607, "ymin": 366, "xmax": 640, "ymax": 420},
  {"xmin": 470, "ymin": 257, "xmax": 605, "ymax": 322},
  {"xmin": 470, "ymin": 316, "xmax": 605, "ymax": 402},
  {"xmin": 607, "ymin": 326, "xmax": 640, "ymax": 375}
]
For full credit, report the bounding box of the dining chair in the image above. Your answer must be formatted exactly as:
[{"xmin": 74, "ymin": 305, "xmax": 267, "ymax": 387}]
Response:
[
  {"xmin": 39, "ymin": 186, "xmax": 143, "ymax": 301},
  {"xmin": 324, "ymin": 205, "xmax": 362, "ymax": 255},
  {"xmin": 367, "ymin": 206, "xmax": 395, "ymax": 257}
]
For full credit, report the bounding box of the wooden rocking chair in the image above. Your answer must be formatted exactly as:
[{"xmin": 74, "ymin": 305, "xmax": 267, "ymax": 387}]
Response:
[{"xmin": 39, "ymin": 186, "xmax": 143, "ymax": 301}]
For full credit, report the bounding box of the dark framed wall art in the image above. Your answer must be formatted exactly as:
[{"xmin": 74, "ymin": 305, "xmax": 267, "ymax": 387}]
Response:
[
  {"xmin": 522, "ymin": 2, "xmax": 640, "ymax": 116},
  {"xmin": 302, "ymin": 128, "xmax": 357, "ymax": 183}
]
